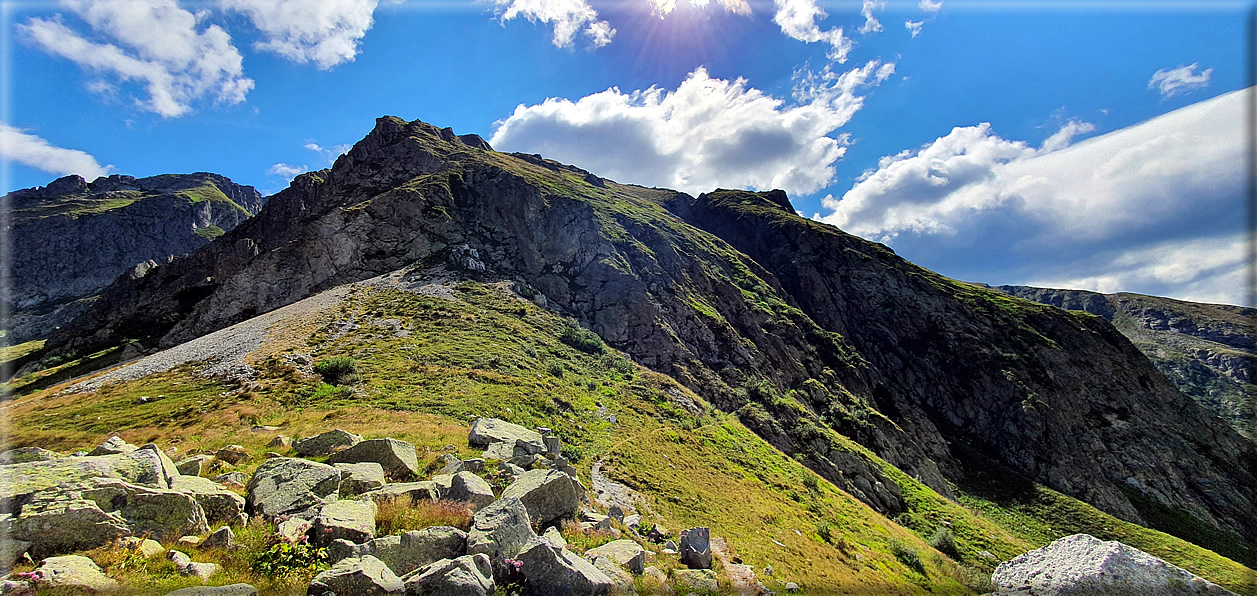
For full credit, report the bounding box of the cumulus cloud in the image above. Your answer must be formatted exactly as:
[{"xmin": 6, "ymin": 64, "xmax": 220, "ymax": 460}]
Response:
[
  {"xmin": 904, "ymin": 0, "xmax": 941, "ymax": 37},
  {"xmin": 19, "ymin": 0, "xmax": 252, "ymax": 118},
  {"xmin": 490, "ymin": 0, "xmax": 616, "ymax": 48},
  {"xmin": 772, "ymin": 0, "xmax": 853, "ymax": 62},
  {"xmin": 1148, "ymin": 63, "xmax": 1213, "ymax": 99},
  {"xmin": 0, "ymin": 123, "xmax": 114, "ymax": 180},
  {"xmin": 817, "ymin": 87, "xmax": 1250, "ymax": 305},
  {"xmin": 268, "ymin": 162, "xmax": 305, "ymax": 180},
  {"xmin": 919, "ymin": 0, "xmax": 942, "ymax": 11},
  {"xmin": 304, "ymin": 142, "xmax": 352, "ymax": 163},
  {"xmin": 859, "ymin": 0, "xmax": 884, "ymax": 34},
  {"xmin": 221, "ymin": 0, "xmax": 383, "ymax": 69},
  {"xmin": 490, "ymin": 61, "xmax": 894, "ymax": 197},
  {"xmin": 648, "ymin": 0, "xmax": 751, "ymax": 18},
  {"xmin": 905, "ymin": 20, "xmax": 923, "ymax": 37}
]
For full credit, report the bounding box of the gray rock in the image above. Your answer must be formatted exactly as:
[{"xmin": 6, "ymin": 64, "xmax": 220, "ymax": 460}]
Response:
[
  {"xmin": 674, "ymin": 569, "xmax": 718, "ymax": 593},
  {"xmin": 588, "ymin": 555, "xmax": 635, "ymax": 595},
  {"xmin": 541, "ymin": 526, "xmax": 567, "ymax": 549},
  {"xmin": 358, "ymin": 481, "xmax": 438, "ymax": 506},
  {"xmin": 165, "ymin": 584, "xmax": 258, "ymax": 596},
  {"xmin": 78, "ymin": 478, "xmax": 210, "ymax": 541},
  {"xmin": 461, "ymin": 458, "xmax": 486, "ymax": 473},
  {"xmin": 1, "ymin": 448, "xmax": 178, "ymax": 514},
  {"xmin": 293, "ymin": 429, "xmax": 363, "ymax": 456},
  {"xmin": 444, "ymin": 471, "xmax": 495, "ymax": 511},
  {"xmin": 215, "ymin": 445, "xmax": 250, "ymax": 465},
  {"xmin": 203, "ymin": 526, "xmax": 235, "ymax": 549},
  {"xmin": 11, "ymin": 486, "xmax": 146, "ymax": 557},
  {"xmin": 277, "ymin": 517, "xmax": 313, "ymax": 543},
  {"xmin": 623, "ymin": 514, "xmax": 641, "ymax": 530},
  {"xmin": 267, "ymin": 435, "xmax": 292, "ymax": 449},
  {"xmin": 171, "ymin": 475, "xmax": 248, "ymax": 526},
  {"xmin": 500, "ymin": 469, "xmax": 580, "ymax": 528},
  {"xmin": 0, "ymin": 538, "xmax": 31, "ymax": 573},
  {"xmin": 182, "ymin": 561, "xmax": 219, "ymax": 580},
  {"xmin": 679, "ymin": 527, "xmax": 712, "ymax": 569},
  {"xmin": 439, "ymin": 454, "xmax": 463, "ymax": 475},
  {"xmin": 327, "ymin": 438, "xmax": 420, "ymax": 481},
  {"xmin": 32, "ymin": 555, "xmax": 119, "ymax": 592},
  {"xmin": 0, "ymin": 579, "xmax": 33, "ymax": 595},
  {"xmin": 119, "ymin": 536, "xmax": 165, "ymax": 558},
  {"xmin": 310, "ymin": 499, "xmax": 377, "ymax": 546},
  {"xmin": 169, "ymin": 549, "xmax": 192, "ymax": 567},
  {"xmin": 213, "ymin": 472, "xmax": 247, "ymax": 489},
  {"xmin": 402, "ymin": 554, "xmax": 496, "ymax": 596},
  {"xmin": 466, "ymin": 497, "xmax": 537, "ymax": 568},
  {"xmin": 308, "ymin": 554, "xmax": 404, "ymax": 595},
  {"xmin": 784, "ymin": 581, "xmax": 800, "ymax": 592},
  {"xmin": 991, "ymin": 534, "xmax": 1236, "ymax": 595},
  {"xmin": 501, "ymin": 462, "xmax": 526, "ymax": 478},
  {"xmin": 246, "ymin": 457, "xmax": 341, "ymax": 520},
  {"xmin": 176, "ymin": 455, "xmax": 211, "ymax": 477},
  {"xmin": 88, "ymin": 436, "xmax": 137, "ymax": 456},
  {"xmin": 0, "ymin": 447, "xmax": 62, "ymax": 465},
  {"xmin": 544, "ymin": 436, "xmax": 562, "ymax": 457},
  {"xmin": 335, "ymin": 462, "xmax": 387, "ymax": 496},
  {"xmin": 607, "ymin": 505, "xmax": 624, "ymax": 523},
  {"xmin": 642, "ymin": 566, "xmax": 670, "ymax": 593},
  {"xmin": 468, "ymin": 418, "xmax": 545, "ymax": 454},
  {"xmin": 586, "ymin": 539, "xmax": 646, "ymax": 573},
  {"xmin": 329, "ymin": 526, "xmax": 467, "ymax": 576},
  {"xmin": 517, "ymin": 540, "xmax": 613, "ymax": 595}
]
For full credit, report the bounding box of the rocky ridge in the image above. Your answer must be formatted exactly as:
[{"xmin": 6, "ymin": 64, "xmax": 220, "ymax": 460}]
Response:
[{"xmin": 36, "ymin": 117, "xmax": 1257, "ymax": 552}]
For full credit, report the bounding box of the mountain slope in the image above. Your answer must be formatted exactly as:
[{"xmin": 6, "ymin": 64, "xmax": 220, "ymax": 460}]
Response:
[
  {"xmin": 993, "ymin": 285, "xmax": 1255, "ymax": 440},
  {"xmin": 5, "ymin": 172, "xmax": 265, "ymax": 346},
  {"xmin": 37, "ymin": 117, "xmax": 1257, "ymax": 560}
]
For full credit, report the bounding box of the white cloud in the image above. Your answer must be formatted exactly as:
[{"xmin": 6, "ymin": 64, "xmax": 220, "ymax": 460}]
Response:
[
  {"xmin": 649, "ymin": 0, "xmax": 750, "ymax": 18},
  {"xmin": 490, "ymin": 0, "xmax": 616, "ymax": 49},
  {"xmin": 19, "ymin": 0, "xmax": 252, "ymax": 118},
  {"xmin": 859, "ymin": 0, "xmax": 884, "ymax": 34},
  {"xmin": 220, "ymin": 0, "xmax": 382, "ymax": 69},
  {"xmin": 905, "ymin": 19, "xmax": 923, "ymax": 37},
  {"xmin": 817, "ymin": 87, "xmax": 1250, "ymax": 305},
  {"xmin": 1148, "ymin": 63, "xmax": 1213, "ymax": 99},
  {"xmin": 304, "ymin": 142, "xmax": 352, "ymax": 163},
  {"xmin": 919, "ymin": 0, "xmax": 942, "ymax": 11},
  {"xmin": 772, "ymin": 0, "xmax": 853, "ymax": 63},
  {"xmin": 1, "ymin": 123, "xmax": 114, "ymax": 180},
  {"xmin": 491, "ymin": 61, "xmax": 894, "ymax": 197},
  {"xmin": 268, "ymin": 162, "xmax": 306, "ymax": 180}
]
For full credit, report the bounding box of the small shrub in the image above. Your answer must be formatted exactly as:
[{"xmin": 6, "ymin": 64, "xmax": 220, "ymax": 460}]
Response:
[
  {"xmin": 890, "ymin": 540, "xmax": 927, "ymax": 575},
  {"xmin": 560, "ymin": 444, "xmax": 585, "ymax": 464},
  {"xmin": 252, "ymin": 540, "xmax": 328, "ymax": 578},
  {"xmin": 548, "ymin": 361, "xmax": 565, "ymax": 378},
  {"xmin": 523, "ymin": 346, "xmax": 539, "ymax": 359},
  {"xmin": 928, "ymin": 527, "xmax": 958, "ymax": 558},
  {"xmin": 802, "ymin": 472, "xmax": 820, "ymax": 491},
  {"xmin": 816, "ymin": 522, "xmax": 833, "ymax": 544},
  {"xmin": 313, "ymin": 356, "xmax": 360, "ymax": 385},
  {"xmin": 559, "ymin": 319, "xmax": 603, "ymax": 354},
  {"xmin": 375, "ymin": 498, "xmax": 474, "ymax": 536}
]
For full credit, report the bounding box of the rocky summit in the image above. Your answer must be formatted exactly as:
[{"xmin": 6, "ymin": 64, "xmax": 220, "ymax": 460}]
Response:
[{"xmin": 4, "ymin": 116, "xmax": 1256, "ymax": 594}]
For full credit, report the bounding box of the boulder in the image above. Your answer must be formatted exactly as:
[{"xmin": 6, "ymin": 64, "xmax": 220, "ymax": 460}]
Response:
[
  {"xmin": 13, "ymin": 495, "xmax": 130, "ymax": 558},
  {"xmin": 88, "ymin": 436, "xmax": 136, "ymax": 456},
  {"xmin": 293, "ymin": 429, "xmax": 363, "ymax": 457},
  {"xmin": 359, "ymin": 482, "xmax": 438, "ymax": 506},
  {"xmin": 169, "ymin": 549, "xmax": 219, "ymax": 580},
  {"xmin": 329, "ymin": 526, "xmax": 467, "ymax": 576},
  {"xmin": 517, "ymin": 540, "xmax": 613, "ymax": 595},
  {"xmin": 1, "ymin": 449, "xmax": 177, "ymax": 513},
  {"xmin": 607, "ymin": 505, "xmax": 624, "ymax": 523},
  {"xmin": 310, "ymin": 499, "xmax": 378, "ymax": 546},
  {"xmin": 32, "ymin": 555, "xmax": 119, "ymax": 592},
  {"xmin": 585, "ymin": 539, "xmax": 646, "ymax": 573},
  {"xmin": 0, "ymin": 580, "xmax": 33, "ymax": 595},
  {"xmin": 246, "ymin": 458, "xmax": 341, "ymax": 520},
  {"xmin": 679, "ymin": 527, "xmax": 712, "ymax": 569},
  {"xmin": 541, "ymin": 526, "xmax": 567, "ymax": 549},
  {"xmin": 335, "ymin": 462, "xmax": 387, "ymax": 496},
  {"xmin": 444, "ymin": 471, "xmax": 495, "ymax": 511},
  {"xmin": 0, "ymin": 538, "xmax": 30, "ymax": 573},
  {"xmin": 402, "ymin": 554, "xmax": 496, "ymax": 596},
  {"xmin": 307, "ymin": 555, "xmax": 404, "ymax": 595},
  {"xmin": 120, "ymin": 536, "xmax": 165, "ymax": 558},
  {"xmin": 176, "ymin": 455, "xmax": 211, "ymax": 477},
  {"xmin": 213, "ymin": 472, "xmax": 247, "ymax": 489},
  {"xmin": 327, "ymin": 438, "xmax": 419, "ymax": 481},
  {"xmin": 544, "ymin": 436, "xmax": 562, "ymax": 457},
  {"xmin": 80, "ymin": 478, "xmax": 210, "ymax": 541},
  {"xmin": 674, "ymin": 569, "xmax": 718, "ymax": 593},
  {"xmin": 0, "ymin": 447, "xmax": 61, "ymax": 465},
  {"xmin": 461, "ymin": 458, "xmax": 486, "ymax": 473},
  {"xmin": 203, "ymin": 526, "xmax": 235, "ymax": 549},
  {"xmin": 165, "ymin": 584, "xmax": 258, "ymax": 596},
  {"xmin": 500, "ymin": 469, "xmax": 580, "ymax": 528},
  {"xmin": 484, "ymin": 440, "xmax": 540, "ymax": 463},
  {"xmin": 171, "ymin": 475, "xmax": 248, "ymax": 526},
  {"xmin": 468, "ymin": 419, "xmax": 544, "ymax": 454},
  {"xmin": 277, "ymin": 517, "xmax": 313, "ymax": 543},
  {"xmin": 991, "ymin": 534, "xmax": 1236, "ymax": 595},
  {"xmin": 268, "ymin": 435, "xmax": 292, "ymax": 449},
  {"xmin": 466, "ymin": 497, "xmax": 537, "ymax": 568},
  {"xmin": 588, "ymin": 555, "xmax": 635, "ymax": 595},
  {"xmin": 214, "ymin": 446, "xmax": 250, "ymax": 465}
]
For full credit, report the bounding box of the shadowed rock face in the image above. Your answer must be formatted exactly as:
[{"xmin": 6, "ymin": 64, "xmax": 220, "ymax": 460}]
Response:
[
  {"xmin": 7, "ymin": 172, "xmax": 265, "ymax": 343},
  {"xmin": 41, "ymin": 116, "xmax": 1257, "ymax": 548}
]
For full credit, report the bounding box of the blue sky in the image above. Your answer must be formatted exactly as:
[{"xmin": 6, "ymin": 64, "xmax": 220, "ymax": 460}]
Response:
[{"xmin": 2, "ymin": 0, "xmax": 1252, "ymax": 305}]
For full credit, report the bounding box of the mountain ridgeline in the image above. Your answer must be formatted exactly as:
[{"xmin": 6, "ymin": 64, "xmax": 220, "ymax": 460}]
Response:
[{"xmin": 37, "ymin": 117, "xmax": 1257, "ymax": 560}]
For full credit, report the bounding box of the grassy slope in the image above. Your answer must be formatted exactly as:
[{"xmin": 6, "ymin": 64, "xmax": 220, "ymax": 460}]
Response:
[{"xmin": 14, "ymin": 179, "xmax": 249, "ymax": 221}]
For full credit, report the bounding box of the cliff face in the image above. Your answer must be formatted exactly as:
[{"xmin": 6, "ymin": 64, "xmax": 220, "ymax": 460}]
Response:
[
  {"xmin": 6, "ymin": 173, "xmax": 264, "ymax": 343},
  {"xmin": 995, "ymin": 286, "xmax": 1256, "ymax": 440},
  {"xmin": 40, "ymin": 117, "xmax": 1257, "ymax": 550}
]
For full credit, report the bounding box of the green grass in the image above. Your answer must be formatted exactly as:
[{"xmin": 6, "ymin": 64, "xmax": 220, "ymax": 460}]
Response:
[
  {"xmin": 194, "ymin": 225, "xmax": 225, "ymax": 240},
  {"xmin": 0, "ymin": 339, "xmax": 45, "ymax": 365}
]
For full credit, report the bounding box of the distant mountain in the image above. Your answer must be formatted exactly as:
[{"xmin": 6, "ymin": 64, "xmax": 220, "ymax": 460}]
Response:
[
  {"xmin": 994, "ymin": 286, "xmax": 1255, "ymax": 440},
  {"xmin": 33, "ymin": 116, "xmax": 1256, "ymax": 562},
  {"xmin": 5, "ymin": 172, "xmax": 265, "ymax": 345}
]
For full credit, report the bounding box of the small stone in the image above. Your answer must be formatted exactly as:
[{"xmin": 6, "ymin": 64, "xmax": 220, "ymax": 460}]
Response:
[
  {"xmin": 214, "ymin": 472, "xmax": 247, "ymax": 489},
  {"xmin": 176, "ymin": 455, "xmax": 211, "ymax": 477},
  {"xmin": 607, "ymin": 505, "xmax": 624, "ymax": 523},
  {"xmin": 784, "ymin": 581, "xmax": 800, "ymax": 592},
  {"xmin": 267, "ymin": 435, "xmax": 292, "ymax": 449},
  {"xmin": 179, "ymin": 536, "xmax": 202, "ymax": 547},
  {"xmin": 164, "ymin": 583, "xmax": 258, "ymax": 595},
  {"xmin": 679, "ymin": 527, "xmax": 712, "ymax": 569},
  {"xmin": 764, "ymin": 565, "xmax": 774, "ymax": 576},
  {"xmin": 203, "ymin": 526, "xmax": 235, "ymax": 549},
  {"xmin": 88, "ymin": 436, "xmax": 136, "ymax": 456},
  {"xmin": 215, "ymin": 445, "xmax": 250, "ymax": 465},
  {"xmin": 120, "ymin": 536, "xmax": 165, "ymax": 558}
]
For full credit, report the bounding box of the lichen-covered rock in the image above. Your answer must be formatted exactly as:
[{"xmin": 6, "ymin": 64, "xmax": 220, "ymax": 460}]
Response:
[
  {"xmin": 215, "ymin": 445, "xmax": 250, "ymax": 465},
  {"xmin": 293, "ymin": 429, "xmax": 363, "ymax": 457},
  {"xmin": 176, "ymin": 455, "xmax": 211, "ymax": 477},
  {"xmin": 991, "ymin": 534, "xmax": 1236, "ymax": 595},
  {"xmin": 402, "ymin": 554, "xmax": 495, "ymax": 596},
  {"xmin": 171, "ymin": 475, "xmax": 247, "ymax": 527},
  {"xmin": 674, "ymin": 569, "xmax": 718, "ymax": 593},
  {"xmin": 358, "ymin": 482, "xmax": 437, "ymax": 506},
  {"xmin": 327, "ymin": 438, "xmax": 419, "ymax": 481},
  {"xmin": 268, "ymin": 435, "xmax": 292, "ymax": 449},
  {"xmin": 468, "ymin": 419, "xmax": 544, "ymax": 454},
  {"xmin": 120, "ymin": 536, "xmax": 165, "ymax": 558},
  {"xmin": 329, "ymin": 526, "xmax": 467, "ymax": 576},
  {"xmin": 246, "ymin": 458, "xmax": 340, "ymax": 520},
  {"xmin": 0, "ymin": 538, "xmax": 31, "ymax": 573},
  {"xmin": 169, "ymin": 549, "xmax": 219, "ymax": 580},
  {"xmin": 517, "ymin": 541, "xmax": 613, "ymax": 595},
  {"xmin": 334, "ymin": 462, "xmax": 386, "ymax": 496},
  {"xmin": 0, "ymin": 448, "xmax": 177, "ymax": 514},
  {"xmin": 203, "ymin": 526, "xmax": 235, "ymax": 549},
  {"xmin": 14, "ymin": 496, "xmax": 128, "ymax": 557},
  {"xmin": 500, "ymin": 469, "xmax": 580, "ymax": 528},
  {"xmin": 32, "ymin": 555, "xmax": 119, "ymax": 592},
  {"xmin": 88, "ymin": 436, "xmax": 137, "ymax": 456},
  {"xmin": 585, "ymin": 539, "xmax": 646, "ymax": 572},
  {"xmin": 77, "ymin": 478, "xmax": 209, "ymax": 541},
  {"xmin": 307, "ymin": 555, "xmax": 404, "ymax": 595},
  {"xmin": 431, "ymin": 471, "xmax": 494, "ymax": 511},
  {"xmin": 310, "ymin": 499, "xmax": 377, "ymax": 546},
  {"xmin": 0, "ymin": 447, "xmax": 62, "ymax": 465},
  {"xmin": 466, "ymin": 497, "xmax": 536, "ymax": 568},
  {"xmin": 277, "ymin": 517, "xmax": 313, "ymax": 543},
  {"xmin": 165, "ymin": 584, "xmax": 258, "ymax": 596},
  {"xmin": 588, "ymin": 555, "xmax": 635, "ymax": 595}
]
